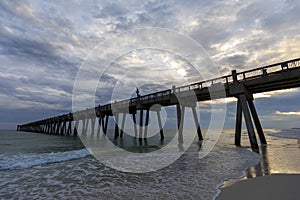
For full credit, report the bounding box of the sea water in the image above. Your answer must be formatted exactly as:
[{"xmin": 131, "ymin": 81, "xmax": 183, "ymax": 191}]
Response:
[{"xmin": 0, "ymin": 129, "xmax": 299, "ymax": 199}]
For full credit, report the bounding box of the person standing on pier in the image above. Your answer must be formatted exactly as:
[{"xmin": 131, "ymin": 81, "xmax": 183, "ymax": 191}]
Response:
[{"xmin": 136, "ymin": 87, "xmax": 141, "ymax": 98}]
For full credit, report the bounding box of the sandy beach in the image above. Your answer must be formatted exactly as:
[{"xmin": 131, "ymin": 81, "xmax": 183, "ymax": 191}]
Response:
[{"xmin": 217, "ymin": 174, "xmax": 300, "ymax": 200}]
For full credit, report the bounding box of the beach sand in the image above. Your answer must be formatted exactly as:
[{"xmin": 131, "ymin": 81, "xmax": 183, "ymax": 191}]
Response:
[{"xmin": 217, "ymin": 174, "xmax": 300, "ymax": 200}]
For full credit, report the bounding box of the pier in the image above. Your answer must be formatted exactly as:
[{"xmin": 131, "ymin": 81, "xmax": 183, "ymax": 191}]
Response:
[{"xmin": 17, "ymin": 58, "xmax": 300, "ymax": 151}]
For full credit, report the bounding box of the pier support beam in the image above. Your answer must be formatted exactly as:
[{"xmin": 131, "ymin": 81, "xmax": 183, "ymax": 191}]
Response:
[
  {"xmin": 52, "ymin": 122, "xmax": 56, "ymax": 134},
  {"xmin": 60, "ymin": 122, "xmax": 63, "ymax": 134},
  {"xmin": 120, "ymin": 113, "xmax": 126, "ymax": 138},
  {"xmin": 48, "ymin": 123, "xmax": 51, "ymax": 134},
  {"xmin": 84, "ymin": 118, "xmax": 89, "ymax": 135},
  {"xmin": 53, "ymin": 122, "xmax": 57, "ymax": 134},
  {"xmin": 42, "ymin": 124, "xmax": 45, "ymax": 133},
  {"xmin": 45, "ymin": 125, "xmax": 48, "ymax": 133},
  {"xmin": 49, "ymin": 123, "xmax": 52, "ymax": 133},
  {"xmin": 191, "ymin": 106, "xmax": 203, "ymax": 141},
  {"xmin": 144, "ymin": 109, "xmax": 150, "ymax": 139},
  {"xmin": 156, "ymin": 110, "xmax": 164, "ymax": 140},
  {"xmin": 239, "ymin": 94, "xmax": 259, "ymax": 151},
  {"xmin": 48, "ymin": 124, "xmax": 52, "ymax": 134},
  {"xmin": 101, "ymin": 116, "xmax": 105, "ymax": 134},
  {"xmin": 74, "ymin": 119, "xmax": 79, "ymax": 136},
  {"xmin": 91, "ymin": 118, "xmax": 95, "ymax": 135},
  {"xmin": 114, "ymin": 113, "xmax": 119, "ymax": 139},
  {"xmin": 177, "ymin": 104, "xmax": 184, "ymax": 144},
  {"xmin": 44, "ymin": 124, "xmax": 48, "ymax": 133},
  {"xmin": 67, "ymin": 121, "xmax": 72, "ymax": 135},
  {"xmin": 64, "ymin": 122, "xmax": 67, "ymax": 134},
  {"xmin": 248, "ymin": 99, "xmax": 267, "ymax": 144},
  {"xmin": 97, "ymin": 117, "xmax": 101, "ymax": 135},
  {"xmin": 56, "ymin": 122, "xmax": 61, "ymax": 134},
  {"xmin": 139, "ymin": 110, "xmax": 144, "ymax": 140},
  {"xmin": 103, "ymin": 115, "xmax": 109, "ymax": 135},
  {"xmin": 235, "ymin": 97, "xmax": 242, "ymax": 146},
  {"xmin": 132, "ymin": 114, "xmax": 138, "ymax": 138},
  {"xmin": 61, "ymin": 121, "xmax": 66, "ymax": 135},
  {"xmin": 82, "ymin": 119, "xmax": 86, "ymax": 135},
  {"xmin": 73, "ymin": 127, "xmax": 78, "ymax": 136}
]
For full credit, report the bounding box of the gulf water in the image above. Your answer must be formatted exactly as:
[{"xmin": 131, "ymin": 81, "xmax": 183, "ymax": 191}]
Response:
[{"xmin": 0, "ymin": 129, "xmax": 299, "ymax": 199}]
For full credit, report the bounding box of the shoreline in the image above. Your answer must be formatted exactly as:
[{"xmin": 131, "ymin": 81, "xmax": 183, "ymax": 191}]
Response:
[
  {"xmin": 216, "ymin": 129, "xmax": 300, "ymax": 199},
  {"xmin": 214, "ymin": 144, "xmax": 265, "ymax": 199},
  {"xmin": 216, "ymin": 173, "xmax": 300, "ymax": 200},
  {"xmin": 214, "ymin": 170, "xmax": 247, "ymax": 200}
]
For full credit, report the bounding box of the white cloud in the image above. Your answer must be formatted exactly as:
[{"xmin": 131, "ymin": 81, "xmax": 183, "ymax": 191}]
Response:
[
  {"xmin": 276, "ymin": 111, "xmax": 300, "ymax": 116},
  {"xmin": 254, "ymin": 88, "xmax": 298, "ymax": 98},
  {"xmin": 200, "ymin": 98, "xmax": 237, "ymax": 106}
]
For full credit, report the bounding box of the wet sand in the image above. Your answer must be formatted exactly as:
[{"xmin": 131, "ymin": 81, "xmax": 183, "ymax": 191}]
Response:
[{"xmin": 217, "ymin": 174, "xmax": 300, "ymax": 200}]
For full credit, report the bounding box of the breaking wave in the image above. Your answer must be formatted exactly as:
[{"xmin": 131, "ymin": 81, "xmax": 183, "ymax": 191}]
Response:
[{"xmin": 0, "ymin": 149, "xmax": 91, "ymax": 170}]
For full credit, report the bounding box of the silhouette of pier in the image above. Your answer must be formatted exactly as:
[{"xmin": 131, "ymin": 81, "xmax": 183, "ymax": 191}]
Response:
[{"xmin": 17, "ymin": 58, "xmax": 300, "ymax": 151}]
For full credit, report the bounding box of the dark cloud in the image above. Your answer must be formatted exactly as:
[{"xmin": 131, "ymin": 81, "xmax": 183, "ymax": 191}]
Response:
[
  {"xmin": 219, "ymin": 54, "xmax": 248, "ymax": 69},
  {"xmin": 0, "ymin": 34, "xmax": 58, "ymax": 63}
]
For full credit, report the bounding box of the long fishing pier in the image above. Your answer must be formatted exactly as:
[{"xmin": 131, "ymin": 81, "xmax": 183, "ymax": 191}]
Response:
[{"xmin": 17, "ymin": 58, "xmax": 300, "ymax": 151}]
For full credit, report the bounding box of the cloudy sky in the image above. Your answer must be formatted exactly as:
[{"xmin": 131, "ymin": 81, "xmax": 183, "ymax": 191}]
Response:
[{"xmin": 1, "ymin": 0, "xmax": 300, "ymax": 130}]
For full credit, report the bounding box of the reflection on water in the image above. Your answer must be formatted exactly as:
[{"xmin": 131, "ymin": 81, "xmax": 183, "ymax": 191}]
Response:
[
  {"xmin": 80, "ymin": 128, "xmax": 204, "ymax": 155},
  {"xmin": 244, "ymin": 131, "xmax": 300, "ymax": 179},
  {"xmin": 245, "ymin": 146, "xmax": 270, "ymax": 178},
  {"xmin": 109, "ymin": 129, "xmax": 204, "ymax": 153},
  {"xmin": 220, "ymin": 129, "xmax": 300, "ymax": 188}
]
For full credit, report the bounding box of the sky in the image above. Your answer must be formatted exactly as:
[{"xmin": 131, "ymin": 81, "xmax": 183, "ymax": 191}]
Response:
[{"xmin": 0, "ymin": 0, "xmax": 300, "ymax": 130}]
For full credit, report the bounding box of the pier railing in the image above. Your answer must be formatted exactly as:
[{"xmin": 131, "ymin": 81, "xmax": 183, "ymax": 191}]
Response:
[{"xmin": 19, "ymin": 57, "xmax": 300, "ymax": 130}]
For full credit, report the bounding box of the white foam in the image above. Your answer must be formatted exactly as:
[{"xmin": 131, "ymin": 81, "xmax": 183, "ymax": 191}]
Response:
[
  {"xmin": 0, "ymin": 144, "xmax": 263, "ymax": 199},
  {"xmin": 0, "ymin": 149, "xmax": 91, "ymax": 170},
  {"xmin": 213, "ymin": 147, "xmax": 261, "ymax": 199}
]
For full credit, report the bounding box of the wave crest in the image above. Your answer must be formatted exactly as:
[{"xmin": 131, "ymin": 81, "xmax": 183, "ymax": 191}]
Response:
[{"xmin": 0, "ymin": 149, "xmax": 91, "ymax": 170}]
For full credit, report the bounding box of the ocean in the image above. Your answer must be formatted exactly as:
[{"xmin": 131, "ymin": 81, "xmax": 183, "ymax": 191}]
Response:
[{"xmin": 0, "ymin": 129, "xmax": 299, "ymax": 199}]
